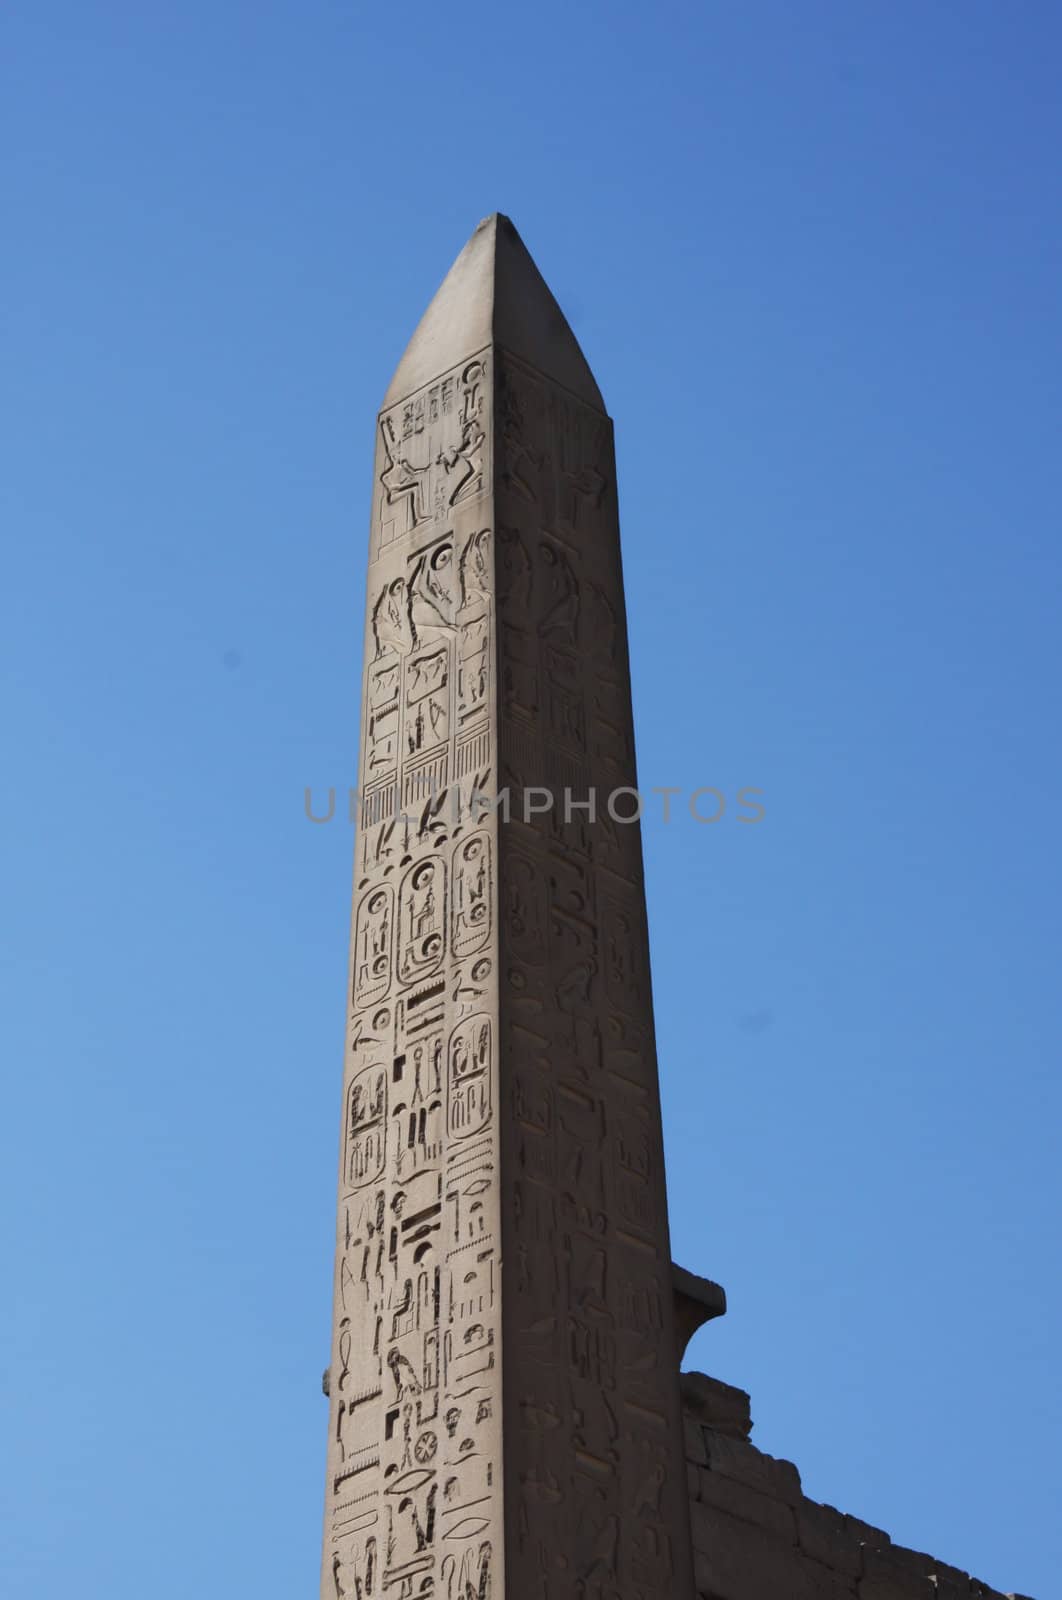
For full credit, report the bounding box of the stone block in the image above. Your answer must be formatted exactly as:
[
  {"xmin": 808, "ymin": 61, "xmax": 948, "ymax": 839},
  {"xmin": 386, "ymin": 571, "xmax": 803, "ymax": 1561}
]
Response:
[
  {"xmin": 797, "ymin": 1499, "xmax": 864, "ymax": 1579},
  {"xmin": 846, "ymin": 1512, "xmax": 892, "ymax": 1553},
  {"xmin": 694, "ymin": 1467, "xmax": 797, "ymax": 1544},
  {"xmin": 692, "ymin": 1502, "xmax": 857, "ymax": 1600},
  {"xmin": 684, "ymin": 1413, "xmax": 709, "ymax": 1465},
  {"xmin": 930, "ymin": 1580, "xmax": 972, "ymax": 1600},
  {"xmin": 925, "ymin": 1555, "xmax": 972, "ymax": 1592},
  {"xmin": 680, "ymin": 1370, "xmax": 752, "ymax": 1439},
  {"xmin": 861, "ymin": 1541, "xmax": 935, "ymax": 1597},
  {"xmin": 703, "ymin": 1427, "xmax": 802, "ymax": 1503}
]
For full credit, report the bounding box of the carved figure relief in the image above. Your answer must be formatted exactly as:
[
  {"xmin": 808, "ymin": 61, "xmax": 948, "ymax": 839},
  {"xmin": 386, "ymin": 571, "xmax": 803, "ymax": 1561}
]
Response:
[
  {"xmin": 380, "ymin": 416, "xmax": 429, "ymax": 534},
  {"xmin": 452, "ymin": 834, "xmax": 491, "ymax": 959},
  {"xmin": 398, "ymin": 859, "xmax": 446, "ymax": 987},
  {"xmin": 447, "ymin": 1017, "xmax": 492, "ymax": 1140},
  {"xmin": 408, "ymin": 541, "xmax": 454, "ymax": 645},
  {"xmin": 538, "ymin": 540, "xmax": 579, "ymax": 648},
  {"xmin": 406, "ymin": 644, "xmax": 450, "ymax": 756},
  {"xmin": 456, "ymin": 528, "xmax": 492, "ymax": 727},
  {"xmin": 372, "ymin": 578, "xmax": 413, "ymax": 660},
  {"xmin": 353, "ymin": 887, "xmax": 394, "ymax": 1008},
  {"xmin": 436, "ymin": 361, "xmax": 487, "ymax": 509},
  {"xmin": 504, "ymin": 853, "xmax": 547, "ymax": 963},
  {"xmin": 375, "ymin": 355, "xmax": 492, "ymax": 557},
  {"xmin": 345, "ymin": 1065, "xmax": 387, "ymax": 1191},
  {"xmin": 499, "ymin": 363, "xmax": 545, "ymax": 507}
]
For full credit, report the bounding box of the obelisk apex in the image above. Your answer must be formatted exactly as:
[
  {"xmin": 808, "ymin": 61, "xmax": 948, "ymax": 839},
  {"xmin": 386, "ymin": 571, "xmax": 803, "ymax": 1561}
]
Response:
[
  {"xmin": 322, "ymin": 219, "xmax": 693, "ymax": 1600},
  {"xmin": 383, "ymin": 214, "xmax": 604, "ymax": 412}
]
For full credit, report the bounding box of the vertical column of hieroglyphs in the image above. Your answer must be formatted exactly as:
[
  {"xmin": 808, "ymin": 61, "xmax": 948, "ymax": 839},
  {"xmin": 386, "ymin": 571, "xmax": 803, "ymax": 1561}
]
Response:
[
  {"xmin": 495, "ymin": 352, "xmax": 695, "ymax": 1600},
  {"xmin": 322, "ymin": 351, "xmax": 502, "ymax": 1600}
]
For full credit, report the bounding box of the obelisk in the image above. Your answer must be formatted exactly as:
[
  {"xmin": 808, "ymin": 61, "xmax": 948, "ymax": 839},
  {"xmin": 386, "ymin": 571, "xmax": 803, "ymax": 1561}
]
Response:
[{"xmin": 322, "ymin": 215, "xmax": 694, "ymax": 1600}]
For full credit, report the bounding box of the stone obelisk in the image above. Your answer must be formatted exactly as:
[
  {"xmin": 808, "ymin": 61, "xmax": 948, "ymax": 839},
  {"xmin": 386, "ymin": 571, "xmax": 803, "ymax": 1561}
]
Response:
[{"xmin": 322, "ymin": 215, "xmax": 693, "ymax": 1600}]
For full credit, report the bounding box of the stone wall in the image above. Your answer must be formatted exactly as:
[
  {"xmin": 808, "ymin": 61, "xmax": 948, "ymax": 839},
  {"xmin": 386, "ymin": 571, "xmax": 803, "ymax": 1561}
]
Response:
[{"xmin": 681, "ymin": 1372, "xmax": 1034, "ymax": 1600}]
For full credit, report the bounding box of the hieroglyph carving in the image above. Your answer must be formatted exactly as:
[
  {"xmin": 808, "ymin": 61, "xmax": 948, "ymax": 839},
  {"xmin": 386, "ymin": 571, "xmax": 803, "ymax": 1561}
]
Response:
[
  {"xmin": 324, "ymin": 330, "xmax": 691, "ymax": 1600},
  {"xmin": 375, "ymin": 357, "xmax": 491, "ymax": 558},
  {"xmin": 324, "ymin": 349, "xmax": 500, "ymax": 1600}
]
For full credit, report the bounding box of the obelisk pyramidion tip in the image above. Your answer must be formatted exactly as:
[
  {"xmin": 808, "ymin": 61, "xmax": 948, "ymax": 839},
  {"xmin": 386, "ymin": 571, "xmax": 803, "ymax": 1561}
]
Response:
[{"xmin": 381, "ymin": 214, "xmax": 604, "ymax": 413}]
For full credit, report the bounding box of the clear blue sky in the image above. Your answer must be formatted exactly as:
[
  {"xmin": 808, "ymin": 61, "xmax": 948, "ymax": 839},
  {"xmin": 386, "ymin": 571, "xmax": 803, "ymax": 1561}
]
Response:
[{"xmin": 3, "ymin": 3, "xmax": 1060, "ymax": 1595}]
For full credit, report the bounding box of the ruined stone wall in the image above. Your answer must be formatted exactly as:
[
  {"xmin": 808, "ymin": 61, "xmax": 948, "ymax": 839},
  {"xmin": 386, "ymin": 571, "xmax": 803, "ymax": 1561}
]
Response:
[{"xmin": 680, "ymin": 1372, "xmax": 1033, "ymax": 1600}]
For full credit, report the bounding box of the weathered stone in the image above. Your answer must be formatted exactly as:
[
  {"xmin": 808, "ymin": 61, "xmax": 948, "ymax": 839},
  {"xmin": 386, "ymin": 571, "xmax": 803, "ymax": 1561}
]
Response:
[
  {"xmin": 847, "ymin": 1512, "xmax": 892, "ymax": 1553},
  {"xmin": 865, "ymin": 1540, "xmax": 974, "ymax": 1595},
  {"xmin": 694, "ymin": 1466, "xmax": 797, "ymax": 1543},
  {"xmin": 680, "ymin": 1370, "xmax": 752, "ymax": 1439},
  {"xmin": 319, "ymin": 214, "xmax": 695, "ymax": 1600},
  {"xmin": 924, "ymin": 1555, "xmax": 973, "ymax": 1590},
  {"xmin": 862, "ymin": 1542, "xmax": 936, "ymax": 1597},
  {"xmin": 797, "ymin": 1499, "xmax": 865, "ymax": 1579},
  {"xmin": 703, "ymin": 1426, "xmax": 803, "ymax": 1503},
  {"xmin": 930, "ymin": 1578, "xmax": 973, "ymax": 1600},
  {"xmin": 692, "ymin": 1501, "xmax": 857, "ymax": 1600}
]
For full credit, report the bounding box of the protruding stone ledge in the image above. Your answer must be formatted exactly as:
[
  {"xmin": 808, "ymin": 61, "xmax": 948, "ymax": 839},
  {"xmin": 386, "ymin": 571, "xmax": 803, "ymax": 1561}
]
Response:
[{"xmin": 673, "ymin": 1261, "xmax": 727, "ymax": 1362}]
